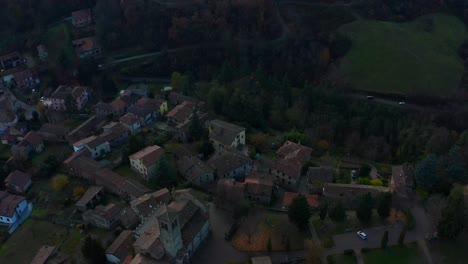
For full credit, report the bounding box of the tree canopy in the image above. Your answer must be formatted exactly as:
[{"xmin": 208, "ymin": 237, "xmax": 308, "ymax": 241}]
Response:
[
  {"xmin": 288, "ymin": 194, "xmax": 312, "ymax": 230},
  {"xmin": 356, "ymin": 192, "xmax": 374, "ymax": 223}
]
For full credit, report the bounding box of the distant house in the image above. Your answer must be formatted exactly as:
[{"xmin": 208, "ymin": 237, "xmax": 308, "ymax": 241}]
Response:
[
  {"xmin": 0, "ymin": 191, "xmax": 28, "ymax": 225},
  {"xmin": 282, "ymin": 192, "xmax": 319, "ymax": 210},
  {"xmin": 8, "ymin": 69, "xmax": 40, "ymax": 91},
  {"xmin": 118, "ymin": 206, "xmax": 140, "ymax": 230},
  {"xmin": 72, "ymin": 37, "xmax": 102, "ymax": 59},
  {"xmin": 136, "ymin": 97, "xmax": 168, "ymax": 115},
  {"xmin": 208, "ymin": 119, "xmax": 246, "ymax": 150},
  {"xmin": 323, "ymin": 183, "xmax": 390, "ymax": 207},
  {"xmin": 390, "ymin": 164, "xmax": 414, "ymax": 198},
  {"xmin": 11, "ymin": 131, "xmax": 45, "ymax": 159},
  {"xmin": 177, "ymin": 155, "xmax": 215, "ymax": 186},
  {"xmin": 244, "ymin": 176, "xmax": 274, "ymax": 205},
  {"xmin": 129, "ymin": 145, "xmax": 165, "ymax": 180},
  {"xmin": 307, "ymin": 166, "xmax": 334, "ymax": 193},
  {"xmin": 101, "ymin": 122, "xmax": 129, "ymax": 147},
  {"xmin": 207, "ymin": 148, "xmax": 253, "ymax": 179},
  {"xmin": 66, "ymin": 115, "xmax": 107, "ymax": 144},
  {"xmin": 105, "ymin": 230, "xmax": 135, "ymax": 264},
  {"xmin": 64, "ymin": 154, "xmax": 150, "ymax": 200},
  {"xmin": 127, "ymin": 105, "xmax": 155, "ymax": 127},
  {"xmin": 30, "ymin": 245, "xmax": 57, "ymax": 264},
  {"xmin": 176, "ymin": 111, "xmax": 209, "ymax": 142},
  {"xmin": 71, "ymin": 8, "xmax": 92, "ymax": 28},
  {"xmin": 271, "ymin": 141, "xmax": 312, "ymax": 188},
  {"xmin": 75, "ymin": 186, "xmax": 103, "ymax": 212},
  {"xmin": 82, "ymin": 203, "xmax": 122, "ymax": 229},
  {"xmin": 72, "ymin": 135, "xmax": 110, "ymax": 159},
  {"xmin": 4, "ymin": 170, "xmax": 32, "ymax": 194},
  {"xmin": 0, "ymin": 51, "xmax": 24, "ymax": 72},
  {"xmin": 9, "ymin": 122, "xmax": 28, "ymax": 140},
  {"xmin": 119, "ymin": 114, "xmax": 141, "ymax": 134},
  {"xmin": 37, "ymin": 123, "xmax": 70, "ymax": 143},
  {"xmin": 217, "ymin": 179, "xmax": 246, "ymax": 209},
  {"xmin": 130, "ymin": 188, "xmax": 171, "ymax": 219},
  {"xmin": 166, "ymin": 100, "xmax": 195, "ymax": 126},
  {"xmin": 94, "ymin": 168, "xmax": 150, "ymax": 201},
  {"xmin": 167, "ymin": 92, "xmax": 204, "ymax": 108},
  {"xmin": 41, "ymin": 85, "xmax": 90, "ymax": 111},
  {"xmin": 37, "ymin": 44, "xmax": 48, "ymax": 61}
]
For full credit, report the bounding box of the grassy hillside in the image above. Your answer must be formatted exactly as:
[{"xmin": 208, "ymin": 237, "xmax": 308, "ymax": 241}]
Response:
[{"xmin": 338, "ymin": 13, "xmax": 467, "ymax": 97}]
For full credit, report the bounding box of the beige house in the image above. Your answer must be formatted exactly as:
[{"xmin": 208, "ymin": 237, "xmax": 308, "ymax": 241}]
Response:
[
  {"xmin": 129, "ymin": 145, "xmax": 165, "ymax": 180},
  {"xmin": 208, "ymin": 119, "xmax": 245, "ymax": 150}
]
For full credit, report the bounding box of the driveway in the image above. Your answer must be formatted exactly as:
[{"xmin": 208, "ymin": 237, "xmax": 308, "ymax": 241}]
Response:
[
  {"xmin": 191, "ymin": 203, "xmax": 247, "ymax": 264},
  {"xmin": 326, "ymin": 205, "xmax": 434, "ymax": 264}
]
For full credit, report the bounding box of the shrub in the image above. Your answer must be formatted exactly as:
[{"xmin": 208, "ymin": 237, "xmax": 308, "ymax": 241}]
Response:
[
  {"xmin": 72, "ymin": 187, "xmax": 86, "ymax": 199},
  {"xmin": 51, "ymin": 175, "xmax": 69, "ymax": 191},
  {"xmin": 370, "ymin": 179, "xmax": 384, "ymax": 186},
  {"xmin": 321, "ymin": 237, "xmax": 335, "ymax": 248},
  {"xmin": 356, "ymin": 177, "xmax": 371, "ymax": 185}
]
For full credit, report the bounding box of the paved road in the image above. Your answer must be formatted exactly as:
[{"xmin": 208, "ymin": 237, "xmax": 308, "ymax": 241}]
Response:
[
  {"xmin": 326, "ymin": 204, "xmax": 434, "ymax": 264},
  {"xmin": 191, "ymin": 203, "xmax": 247, "ymax": 264}
]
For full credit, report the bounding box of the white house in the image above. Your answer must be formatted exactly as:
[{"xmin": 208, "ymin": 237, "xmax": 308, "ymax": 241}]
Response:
[
  {"xmin": 0, "ymin": 191, "xmax": 28, "ymax": 224},
  {"xmin": 119, "ymin": 114, "xmax": 141, "ymax": 135},
  {"xmin": 129, "ymin": 145, "xmax": 164, "ymax": 180},
  {"xmin": 72, "ymin": 135, "xmax": 110, "ymax": 159}
]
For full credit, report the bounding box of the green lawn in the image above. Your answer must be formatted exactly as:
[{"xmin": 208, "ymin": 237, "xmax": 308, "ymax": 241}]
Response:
[
  {"xmin": 42, "ymin": 22, "xmax": 75, "ymax": 66},
  {"xmin": 328, "ymin": 254, "xmax": 357, "ymax": 264},
  {"xmin": 363, "ymin": 243, "xmax": 425, "ymax": 264},
  {"xmin": 338, "ymin": 13, "xmax": 466, "ymax": 97},
  {"xmin": 0, "ymin": 220, "xmax": 68, "ymax": 263}
]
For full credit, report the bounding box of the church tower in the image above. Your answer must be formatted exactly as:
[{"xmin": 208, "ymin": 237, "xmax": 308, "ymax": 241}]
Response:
[{"xmin": 157, "ymin": 205, "xmax": 183, "ymax": 257}]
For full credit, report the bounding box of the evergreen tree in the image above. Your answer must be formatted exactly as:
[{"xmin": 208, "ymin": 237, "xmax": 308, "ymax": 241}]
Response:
[
  {"xmin": 151, "ymin": 155, "xmax": 177, "ymax": 187},
  {"xmin": 189, "ymin": 110, "xmax": 203, "ymax": 140},
  {"xmin": 288, "ymin": 194, "xmax": 312, "ymax": 230},
  {"xmin": 415, "ymin": 154, "xmax": 439, "ymax": 190},
  {"xmin": 357, "ymin": 192, "xmax": 374, "ymax": 224},
  {"xmin": 329, "ymin": 201, "xmax": 346, "ymax": 222},
  {"xmin": 381, "ymin": 230, "xmax": 389, "ymax": 249},
  {"xmin": 377, "ymin": 193, "xmax": 392, "ymax": 218},
  {"xmin": 82, "ymin": 236, "xmax": 106, "ymax": 264},
  {"xmin": 437, "ymin": 184, "xmax": 466, "ymax": 239}
]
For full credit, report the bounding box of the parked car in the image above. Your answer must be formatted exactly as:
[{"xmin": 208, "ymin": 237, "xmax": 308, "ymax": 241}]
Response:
[
  {"xmin": 357, "ymin": 231, "xmax": 367, "ymax": 240},
  {"xmin": 398, "ymin": 101, "xmax": 406, "ymax": 105},
  {"xmin": 366, "ymin": 96, "xmax": 374, "ymax": 100}
]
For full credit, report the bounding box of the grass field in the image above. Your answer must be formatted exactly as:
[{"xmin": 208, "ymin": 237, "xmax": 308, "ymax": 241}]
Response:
[
  {"xmin": 363, "ymin": 243, "xmax": 425, "ymax": 264},
  {"xmin": 338, "ymin": 13, "xmax": 466, "ymax": 97}
]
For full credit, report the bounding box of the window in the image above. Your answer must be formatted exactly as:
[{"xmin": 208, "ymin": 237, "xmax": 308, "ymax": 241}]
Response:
[{"xmin": 288, "ymin": 181, "xmax": 291, "ymax": 185}]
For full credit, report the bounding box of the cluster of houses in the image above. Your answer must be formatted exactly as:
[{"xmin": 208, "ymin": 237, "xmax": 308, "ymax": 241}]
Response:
[
  {"xmin": 0, "ymin": 51, "xmax": 40, "ymax": 93},
  {"xmin": 0, "ymin": 169, "xmax": 33, "ymax": 234},
  {"xmin": 70, "ymin": 8, "xmax": 103, "ymax": 59}
]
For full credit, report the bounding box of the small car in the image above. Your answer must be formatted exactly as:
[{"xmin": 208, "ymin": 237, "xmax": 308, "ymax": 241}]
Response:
[
  {"xmin": 357, "ymin": 231, "xmax": 367, "ymax": 240},
  {"xmin": 398, "ymin": 101, "xmax": 406, "ymax": 105},
  {"xmin": 366, "ymin": 96, "xmax": 374, "ymax": 100}
]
